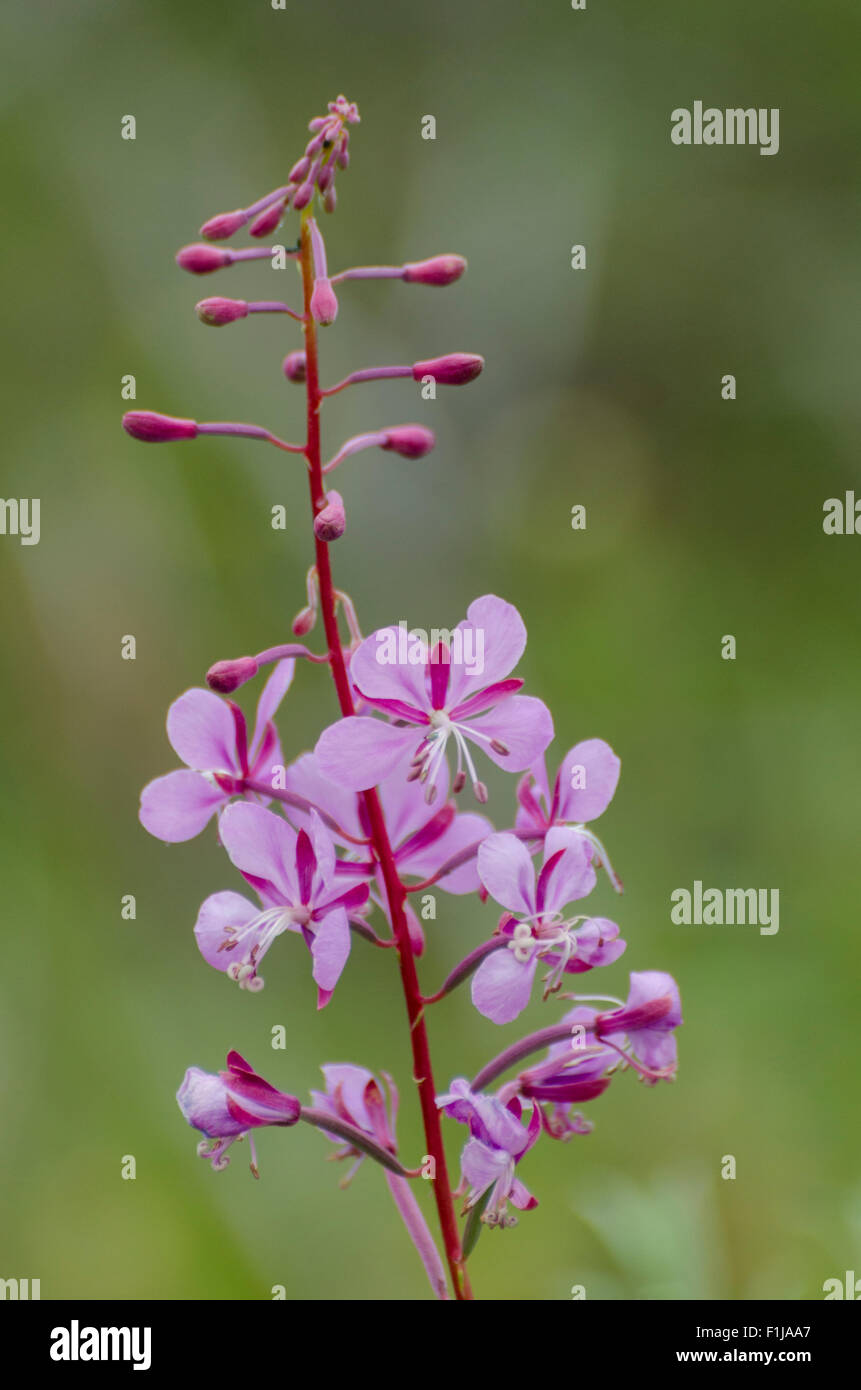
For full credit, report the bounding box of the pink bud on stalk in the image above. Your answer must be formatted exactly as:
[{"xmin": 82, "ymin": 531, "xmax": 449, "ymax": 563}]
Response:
[
  {"xmin": 200, "ymin": 185, "xmax": 291, "ymax": 241},
  {"xmin": 292, "ymin": 606, "xmax": 316, "ymax": 636},
  {"xmin": 206, "ymin": 656, "xmax": 260, "ymax": 693},
  {"xmin": 323, "ymin": 426, "xmax": 436, "ymax": 474},
  {"xmin": 195, "ymin": 297, "xmax": 249, "ymax": 326},
  {"xmin": 310, "ymin": 279, "xmax": 338, "ymax": 325},
  {"xmin": 176, "ymin": 244, "xmax": 234, "ymax": 274},
  {"xmin": 309, "ymin": 218, "xmax": 338, "ymax": 325},
  {"xmin": 196, "ymin": 297, "xmax": 302, "ymax": 325},
  {"xmin": 402, "ymin": 255, "xmax": 467, "ymax": 286},
  {"xmin": 289, "ymin": 156, "xmax": 311, "ymax": 183},
  {"xmin": 283, "ymin": 351, "xmax": 307, "ymax": 383},
  {"xmin": 200, "ymin": 210, "xmax": 247, "ymax": 241},
  {"xmin": 382, "ymin": 426, "xmax": 436, "ymax": 459},
  {"xmin": 314, "ymin": 490, "xmax": 346, "ymax": 542},
  {"xmin": 249, "ymin": 199, "xmax": 288, "ymax": 238},
  {"xmin": 412, "ymin": 353, "xmax": 484, "ymax": 385},
  {"xmin": 122, "ymin": 411, "xmax": 198, "ymax": 442}
]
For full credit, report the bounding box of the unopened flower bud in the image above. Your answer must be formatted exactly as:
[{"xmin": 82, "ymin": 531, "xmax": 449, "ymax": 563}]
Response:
[
  {"xmin": 289, "ymin": 156, "xmax": 311, "ymax": 183},
  {"xmin": 292, "ymin": 606, "xmax": 316, "ymax": 636},
  {"xmin": 206, "ymin": 656, "xmax": 259, "ymax": 693},
  {"xmin": 310, "ymin": 278, "xmax": 338, "ymax": 326},
  {"xmin": 412, "ymin": 353, "xmax": 484, "ymax": 385},
  {"xmin": 381, "ymin": 425, "xmax": 436, "ymax": 459},
  {"xmin": 282, "ymin": 350, "xmax": 307, "ymax": 383},
  {"xmin": 195, "ymin": 297, "xmax": 249, "ymax": 327},
  {"xmin": 403, "ymin": 255, "xmax": 467, "ymax": 287},
  {"xmin": 314, "ymin": 490, "xmax": 346, "ymax": 542},
  {"xmin": 323, "ymin": 186, "xmax": 337, "ymax": 214},
  {"xmin": 317, "ymin": 162, "xmax": 335, "ymax": 193},
  {"xmin": 293, "ymin": 182, "xmax": 314, "ymax": 210},
  {"xmin": 200, "ymin": 210, "xmax": 247, "ymax": 241},
  {"xmin": 176, "ymin": 243, "xmax": 233, "ymax": 274},
  {"xmin": 122, "ymin": 411, "xmax": 198, "ymax": 442},
  {"xmin": 249, "ymin": 200, "xmax": 286, "ymax": 237}
]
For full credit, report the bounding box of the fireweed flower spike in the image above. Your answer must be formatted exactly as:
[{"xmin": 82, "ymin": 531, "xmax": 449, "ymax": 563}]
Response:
[
  {"xmin": 126, "ymin": 94, "xmax": 681, "ymax": 1301},
  {"xmin": 139, "ymin": 659, "xmax": 294, "ymax": 842},
  {"xmin": 470, "ymin": 828, "xmax": 626, "ymax": 1024},
  {"xmin": 315, "ymin": 594, "xmax": 554, "ymax": 803}
]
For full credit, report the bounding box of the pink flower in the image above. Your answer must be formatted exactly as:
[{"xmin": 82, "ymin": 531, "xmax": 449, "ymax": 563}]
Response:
[
  {"xmin": 470, "ymin": 829, "xmax": 626, "ymax": 1024},
  {"xmin": 282, "ymin": 749, "xmax": 492, "ymax": 953},
  {"xmin": 193, "ymin": 803, "xmax": 369, "ymax": 1006},
  {"xmin": 314, "ymin": 594, "xmax": 553, "ymax": 803},
  {"xmin": 139, "ymin": 659, "xmax": 294, "ymax": 843},
  {"xmin": 593, "ymin": 971, "xmax": 682, "ymax": 1078},
  {"xmin": 309, "ymin": 1063, "xmax": 398, "ymax": 1180},
  {"xmin": 437, "ymin": 1079, "xmax": 540, "ymax": 1227},
  {"xmin": 177, "ymin": 1050, "xmax": 300, "ymax": 1175}
]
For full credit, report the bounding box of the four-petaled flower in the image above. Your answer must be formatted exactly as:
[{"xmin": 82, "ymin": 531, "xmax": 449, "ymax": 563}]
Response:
[
  {"xmin": 193, "ymin": 803, "xmax": 369, "ymax": 1006},
  {"xmin": 471, "ymin": 828, "xmax": 626, "ymax": 1024},
  {"xmin": 314, "ymin": 595, "xmax": 553, "ymax": 804},
  {"xmin": 140, "ymin": 660, "xmax": 294, "ymax": 842}
]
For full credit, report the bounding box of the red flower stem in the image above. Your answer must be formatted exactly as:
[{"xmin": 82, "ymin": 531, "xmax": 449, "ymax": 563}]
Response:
[{"xmin": 298, "ymin": 212, "xmax": 472, "ymax": 1301}]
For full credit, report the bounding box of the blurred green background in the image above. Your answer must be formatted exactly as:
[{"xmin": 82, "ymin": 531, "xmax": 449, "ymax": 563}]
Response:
[{"xmin": 1, "ymin": 0, "xmax": 859, "ymax": 1301}]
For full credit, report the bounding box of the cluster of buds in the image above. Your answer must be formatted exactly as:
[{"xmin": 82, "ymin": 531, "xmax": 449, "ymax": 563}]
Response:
[{"xmin": 125, "ymin": 95, "xmax": 680, "ymax": 1302}]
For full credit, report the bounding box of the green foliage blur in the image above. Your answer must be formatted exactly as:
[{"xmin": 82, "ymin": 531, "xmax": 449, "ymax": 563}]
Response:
[{"xmin": 1, "ymin": 0, "xmax": 859, "ymax": 1300}]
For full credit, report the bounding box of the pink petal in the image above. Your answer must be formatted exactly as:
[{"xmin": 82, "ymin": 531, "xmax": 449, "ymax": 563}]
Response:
[
  {"xmin": 139, "ymin": 770, "xmax": 226, "ymax": 842},
  {"xmin": 219, "ymin": 802, "xmax": 300, "ymax": 902},
  {"xmin": 167, "ymin": 687, "xmax": 239, "ymax": 772},
  {"xmin": 307, "ymin": 809, "xmax": 337, "ymax": 893},
  {"xmin": 250, "ymin": 659, "xmax": 295, "ymax": 762},
  {"xmin": 509, "ymin": 1177, "xmax": 538, "ymax": 1211},
  {"xmin": 460, "ymin": 1137, "xmax": 511, "ymax": 1193},
  {"xmin": 282, "ymin": 752, "xmax": 363, "ymax": 841},
  {"xmin": 402, "ymin": 811, "xmax": 493, "ymax": 894},
  {"xmin": 315, "ymin": 717, "xmax": 419, "ymax": 791},
  {"xmin": 462, "ymin": 696, "xmax": 554, "ymax": 772},
  {"xmin": 540, "ymin": 827, "xmax": 597, "ymax": 911},
  {"xmin": 477, "ymin": 832, "xmax": 536, "ymax": 915},
  {"xmin": 349, "ymin": 627, "xmax": 430, "ymax": 711},
  {"xmin": 320, "ymin": 1063, "xmax": 375, "ymax": 1128},
  {"xmin": 194, "ymin": 890, "xmax": 258, "ymax": 971},
  {"xmin": 311, "ymin": 907, "xmax": 351, "ymax": 997},
  {"xmin": 471, "ymin": 947, "xmax": 537, "ymax": 1024},
  {"xmin": 554, "ymin": 739, "xmax": 620, "ymax": 823},
  {"xmin": 446, "ymin": 594, "xmax": 528, "ymax": 707}
]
